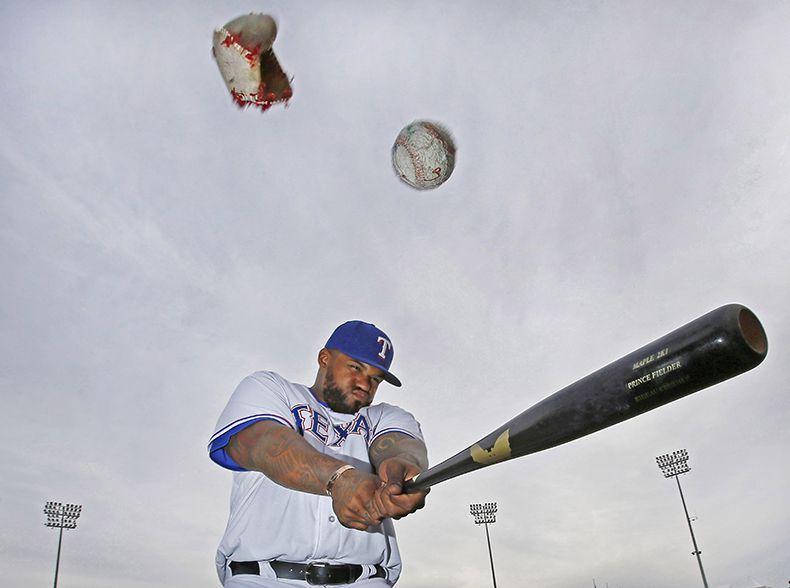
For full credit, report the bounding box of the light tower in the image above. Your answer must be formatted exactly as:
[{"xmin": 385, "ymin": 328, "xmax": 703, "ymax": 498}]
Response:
[
  {"xmin": 469, "ymin": 502, "xmax": 498, "ymax": 588},
  {"xmin": 656, "ymin": 449, "xmax": 709, "ymax": 588},
  {"xmin": 44, "ymin": 501, "xmax": 82, "ymax": 588}
]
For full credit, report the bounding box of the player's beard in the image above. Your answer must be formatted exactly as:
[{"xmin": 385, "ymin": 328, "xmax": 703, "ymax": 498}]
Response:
[{"xmin": 323, "ymin": 371, "xmax": 367, "ymax": 414}]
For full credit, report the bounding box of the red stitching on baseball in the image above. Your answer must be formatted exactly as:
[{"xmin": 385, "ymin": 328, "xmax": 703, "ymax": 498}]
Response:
[
  {"xmin": 222, "ymin": 32, "xmax": 240, "ymax": 47},
  {"xmin": 396, "ymin": 133, "xmax": 426, "ymax": 183},
  {"xmin": 422, "ymin": 123, "xmax": 455, "ymax": 156},
  {"xmin": 245, "ymin": 44, "xmax": 262, "ymax": 65}
]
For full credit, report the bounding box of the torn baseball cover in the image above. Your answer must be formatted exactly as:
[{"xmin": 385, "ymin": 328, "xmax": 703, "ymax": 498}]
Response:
[{"xmin": 212, "ymin": 13, "xmax": 293, "ymax": 112}]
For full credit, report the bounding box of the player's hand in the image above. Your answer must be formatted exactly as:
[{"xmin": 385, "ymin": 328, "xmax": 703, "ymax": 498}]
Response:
[
  {"xmin": 374, "ymin": 457, "xmax": 429, "ymax": 520},
  {"xmin": 329, "ymin": 469, "xmax": 386, "ymax": 531}
]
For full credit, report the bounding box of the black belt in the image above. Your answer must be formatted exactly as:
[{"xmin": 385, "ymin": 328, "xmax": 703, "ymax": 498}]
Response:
[{"xmin": 229, "ymin": 560, "xmax": 387, "ymax": 585}]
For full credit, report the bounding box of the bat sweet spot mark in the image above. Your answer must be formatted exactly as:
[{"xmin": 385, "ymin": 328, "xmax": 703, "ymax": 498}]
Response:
[{"xmin": 470, "ymin": 429, "xmax": 512, "ymax": 465}]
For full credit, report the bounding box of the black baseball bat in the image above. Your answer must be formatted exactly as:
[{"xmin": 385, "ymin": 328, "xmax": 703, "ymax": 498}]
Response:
[{"xmin": 404, "ymin": 304, "xmax": 767, "ymax": 491}]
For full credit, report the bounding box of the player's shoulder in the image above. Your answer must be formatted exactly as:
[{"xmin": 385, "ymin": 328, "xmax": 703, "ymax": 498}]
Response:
[
  {"xmin": 245, "ymin": 370, "xmax": 289, "ymax": 386},
  {"xmin": 364, "ymin": 402, "xmax": 424, "ymax": 441},
  {"xmin": 235, "ymin": 370, "xmax": 307, "ymax": 398},
  {"xmin": 365, "ymin": 401, "xmax": 419, "ymax": 421}
]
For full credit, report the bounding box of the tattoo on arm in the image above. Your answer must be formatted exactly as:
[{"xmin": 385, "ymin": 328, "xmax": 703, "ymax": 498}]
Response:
[
  {"xmin": 369, "ymin": 432, "xmax": 429, "ymax": 471},
  {"xmin": 228, "ymin": 421, "xmax": 345, "ymax": 495}
]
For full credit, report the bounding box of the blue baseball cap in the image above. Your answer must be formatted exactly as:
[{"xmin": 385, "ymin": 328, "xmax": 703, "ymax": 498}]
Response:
[{"xmin": 325, "ymin": 320, "xmax": 402, "ymax": 387}]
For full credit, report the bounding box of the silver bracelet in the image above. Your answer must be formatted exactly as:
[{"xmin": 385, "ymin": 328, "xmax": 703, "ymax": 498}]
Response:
[{"xmin": 326, "ymin": 464, "xmax": 355, "ymax": 496}]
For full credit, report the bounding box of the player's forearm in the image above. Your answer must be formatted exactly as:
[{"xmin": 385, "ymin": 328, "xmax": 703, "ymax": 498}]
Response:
[
  {"xmin": 369, "ymin": 432, "xmax": 429, "ymax": 472},
  {"xmin": 228, "ymin": 421, "xmax": 347, "ymax": 495},
  {"xmin": 370, "ymin": 433, "xmax": 430, "ymax": 518}
]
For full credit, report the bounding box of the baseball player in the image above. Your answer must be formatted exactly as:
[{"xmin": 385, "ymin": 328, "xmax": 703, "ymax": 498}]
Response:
[{"xmin": 208, "ymin": 321, "xmax": 430, "ymax": 587}]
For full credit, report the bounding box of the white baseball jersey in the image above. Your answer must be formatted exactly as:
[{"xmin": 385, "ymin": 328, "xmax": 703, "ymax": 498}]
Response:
[{"xmin": 208, "ymin": 371, "xmax": 424, "ymax": 585}]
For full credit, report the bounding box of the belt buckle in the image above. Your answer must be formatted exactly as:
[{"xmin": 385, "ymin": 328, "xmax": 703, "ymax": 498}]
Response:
[{"xmin": 304, "ymin": 562, "xmax": 331, "ymax": 585}]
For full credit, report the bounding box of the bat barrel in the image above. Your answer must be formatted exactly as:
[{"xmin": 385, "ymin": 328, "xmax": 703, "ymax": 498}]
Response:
[
  {"xmin": 738, "ymin": 306, "xmax": 767, "ymax": 355},
  {"xmin": 405, "ymin": 304, "xmax": 767, "ymax": 492}
]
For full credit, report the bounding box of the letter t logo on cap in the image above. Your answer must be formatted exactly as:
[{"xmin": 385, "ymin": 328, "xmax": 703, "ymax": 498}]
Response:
[{"xmin": 377, "ymin": 336, "xmax": 392, "ymax": 360}]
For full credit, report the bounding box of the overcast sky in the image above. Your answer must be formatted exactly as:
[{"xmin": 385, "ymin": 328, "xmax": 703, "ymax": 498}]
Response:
[{"xmin": 2, "ymin": 1, "xmax": 788, "ymax": 587}]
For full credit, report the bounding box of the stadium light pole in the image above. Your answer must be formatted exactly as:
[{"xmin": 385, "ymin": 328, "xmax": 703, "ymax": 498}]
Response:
[
  {"xmin": 656, "ymin": 450, "xmax": 709, "ymax": 588},
  {"xmin": 44, "ymin": 501, "xmax": 82, "ymax": 588},
  {"xmin": 470, "ymin": 502, "xmax": 498, "ymax": 588}
]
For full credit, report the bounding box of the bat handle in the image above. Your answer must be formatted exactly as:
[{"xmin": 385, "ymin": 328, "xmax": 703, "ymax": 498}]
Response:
[{"xmin": 402, "ymin": 473, "xmax": 427, "ymax": 493}]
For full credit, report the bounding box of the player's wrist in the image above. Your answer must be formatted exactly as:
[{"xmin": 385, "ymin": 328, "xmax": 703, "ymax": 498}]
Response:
[
  {"xmin": 325, "ymin": 464, "xmax": 355, "ymax": 496},
  {"xmin": 380, "ymin": 456, "xmax": 422, "ymax": 481}
]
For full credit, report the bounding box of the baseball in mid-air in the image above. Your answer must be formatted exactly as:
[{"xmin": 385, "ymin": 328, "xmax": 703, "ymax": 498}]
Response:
[{"xmin": 392, "ymin": 120, "xmax": 456, "ymax": 190}]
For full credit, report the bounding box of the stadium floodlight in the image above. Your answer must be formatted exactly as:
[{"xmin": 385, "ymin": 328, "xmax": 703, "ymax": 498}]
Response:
[
  {"xmin": 469, "ymin": 502, "xmax": 498, "ymax": 588},
  {"xmin": 44, "ymin": 501, "xmax": 82, "ymax": 588},
  {"xmin": 656, "ymin": 450, "xmax": 708, "ymax": 588}
]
